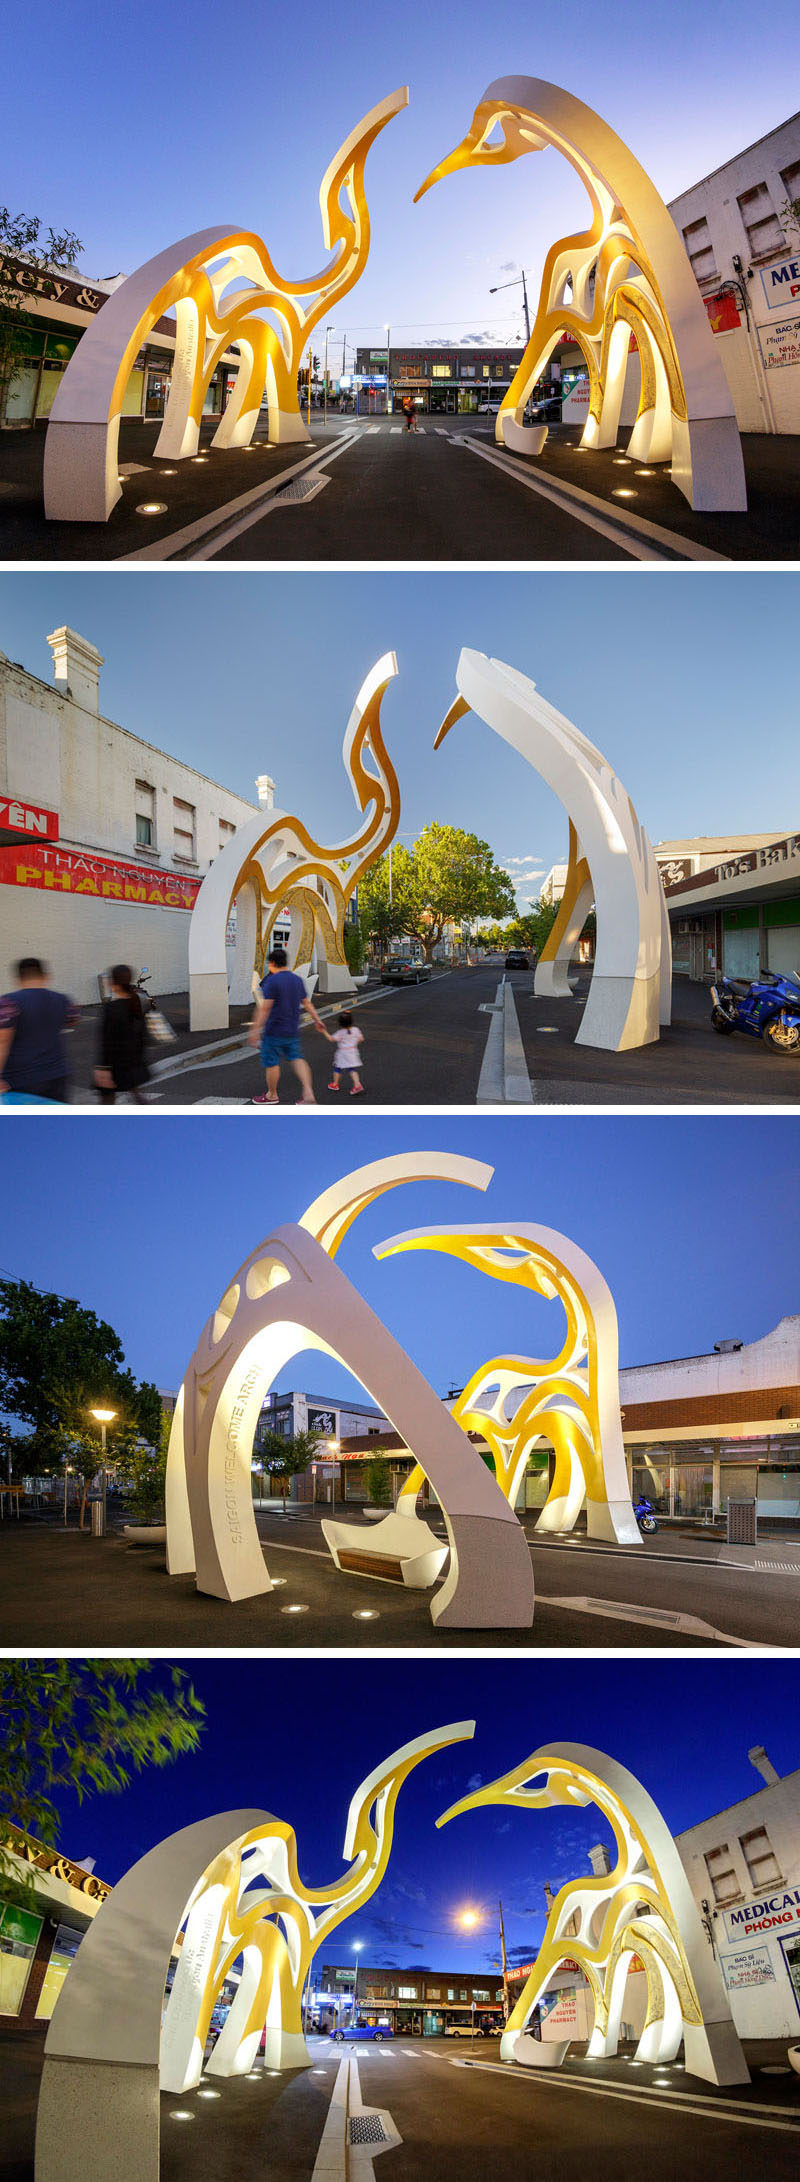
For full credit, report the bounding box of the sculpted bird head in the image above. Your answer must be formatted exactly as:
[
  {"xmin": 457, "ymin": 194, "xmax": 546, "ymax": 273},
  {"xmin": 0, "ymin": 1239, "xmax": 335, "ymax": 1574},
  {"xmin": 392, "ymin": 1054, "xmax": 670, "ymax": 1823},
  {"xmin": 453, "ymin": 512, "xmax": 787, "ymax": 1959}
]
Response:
[{"xmin": 415, "ymin": 94, "xmax": 545, "ymax": 203}]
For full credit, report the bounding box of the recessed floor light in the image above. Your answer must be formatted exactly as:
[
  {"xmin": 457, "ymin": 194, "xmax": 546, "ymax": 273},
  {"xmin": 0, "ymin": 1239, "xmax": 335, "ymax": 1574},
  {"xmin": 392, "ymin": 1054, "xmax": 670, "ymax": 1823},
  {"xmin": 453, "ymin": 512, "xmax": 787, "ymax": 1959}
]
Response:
[
  {"xmin": 536, "ymin": 1026, "xmax": 560, "ymax": 1034},
  {"xmin": 169, "ymin": 2109, "xmax": 194, "ymax": 2120},
  {"xmin": 635, "ymin": 468, "xmax": 654, "ymax": 475},
  {"xmin": 198, "ymin": 2089, "xmax": 221, "ymax": 2098},
  {"xmin": 612, "ymin": 488, "xmax": 636, "ymax": 498},
  {"xmin": 193, "ymin": 456, "xmax": 208, "ymax": 463},
  {"xmin": 612, "ymin": 457, "xmax": 630, "ymax": 465},
  {"xmin": 353, "ymin": 1609, "xmax": 380, "ymax": 1620},
  {"xmin": 281, "ymin": 1602, "xmax": 309, "ymax": 1615},
  {"xmin": 136, "ymin": 501, "xmax": 167, "ymax": 515},
  {"xmin": 158, "ymin": 468, "xmax": 177, "ymax": 475}
]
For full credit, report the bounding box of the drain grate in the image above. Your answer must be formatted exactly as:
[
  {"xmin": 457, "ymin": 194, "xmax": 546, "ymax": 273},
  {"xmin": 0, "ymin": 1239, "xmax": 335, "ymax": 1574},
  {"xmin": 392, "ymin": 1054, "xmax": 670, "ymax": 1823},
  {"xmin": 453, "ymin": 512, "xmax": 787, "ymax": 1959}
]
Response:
[
  {"xmin": 349, "ymin": 2115, "xmax": 389, "ymax": 2146},
  {"xmin": 276, "ymin": 474, "xmax": 324, "ymax": 504}
]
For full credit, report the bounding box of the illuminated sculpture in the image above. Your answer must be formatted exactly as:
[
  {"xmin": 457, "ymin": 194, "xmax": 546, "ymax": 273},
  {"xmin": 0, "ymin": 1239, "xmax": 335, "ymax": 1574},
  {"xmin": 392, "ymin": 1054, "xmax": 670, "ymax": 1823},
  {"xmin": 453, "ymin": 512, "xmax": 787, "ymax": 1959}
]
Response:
[
  {"xmin": 43, "ymin": 89, "xmax": 407, "ymax": 523},
  {"xmin": 188, "ymin": 653, "xmax": 400, "ymax": 1032},
  {"xmin": 165, "ymin": 1152, "xmax": 535, "ymax": 1627},
  {"xmin": 374, "ymin": 1220, "xmax": 640, "ymax": 1544},
  {"xmin": 438, "ymin": 1741, "xmax": 750, "ymax": 2087},
  {"xmin": 36, "ymin": 1721, "xmax": 474, "ymax": 2182},
  {"xmin": 416, "ymin": 76, "xmax": 746, "ymax": 512},
  {"xmin": 436, "ymin": 648, "xmax": 671, "ymax": 1052}
]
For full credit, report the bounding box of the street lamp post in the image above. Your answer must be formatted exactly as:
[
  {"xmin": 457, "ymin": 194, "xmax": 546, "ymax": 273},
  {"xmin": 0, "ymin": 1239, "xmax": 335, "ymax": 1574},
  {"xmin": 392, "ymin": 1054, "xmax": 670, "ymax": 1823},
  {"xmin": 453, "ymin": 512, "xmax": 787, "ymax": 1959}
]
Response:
[
  {"xmin": 352, "ymin": 1940, "xmax": 364, "ymax": 2025},
  {"xmin": 327, "ymin": 1436, "xmax": 339, "ymax": 1512},
  {"xmin": 90, "ymin": 1406, "xmax": 116, "ymax": 1537},
  {"xmin": 489, "ymin": 271, "xmax": 532, "ymax": 413},
  {"xmin": 384, "ymin": 322, "xmax": 391, "ymax": 415},
  {"xmin": 324, "ymin": 324, "xmax": 334, "ymax": 428}
]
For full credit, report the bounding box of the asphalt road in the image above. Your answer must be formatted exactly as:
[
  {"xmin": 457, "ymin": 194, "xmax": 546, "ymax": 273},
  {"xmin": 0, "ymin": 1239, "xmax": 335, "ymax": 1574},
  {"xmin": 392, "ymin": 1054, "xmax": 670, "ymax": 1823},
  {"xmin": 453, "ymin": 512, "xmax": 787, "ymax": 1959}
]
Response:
[
  {"xmin": 4, "ymin": 417, "xmax": 798, "ymax": 562},
  {"xmin": 149, "ymin": 966, "xmax": 800, "ymax": 1106},
  {"xmin": 7, "ymin": 2029, "xmax": 800, "ymax": 2182},
  {"xmin": 3, "ymin": 1513, "xmax": 798, "ymax": 1649}
]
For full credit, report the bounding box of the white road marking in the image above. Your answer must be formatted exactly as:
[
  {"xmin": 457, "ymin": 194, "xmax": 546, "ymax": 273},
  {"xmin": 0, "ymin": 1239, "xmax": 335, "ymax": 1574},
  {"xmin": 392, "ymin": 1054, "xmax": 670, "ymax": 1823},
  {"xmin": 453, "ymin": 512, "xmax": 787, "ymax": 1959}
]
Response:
[
  {"xmin": 537, "ymin": 1591, "xmax": 761, "ymax": 1647},
  {"xmin": 460, "ymin": 436, "xmax": 726, "ymax": 562},
  {"xmin": 451, "ymin": 2056, "xmax": 800, "ymax": 2134}
]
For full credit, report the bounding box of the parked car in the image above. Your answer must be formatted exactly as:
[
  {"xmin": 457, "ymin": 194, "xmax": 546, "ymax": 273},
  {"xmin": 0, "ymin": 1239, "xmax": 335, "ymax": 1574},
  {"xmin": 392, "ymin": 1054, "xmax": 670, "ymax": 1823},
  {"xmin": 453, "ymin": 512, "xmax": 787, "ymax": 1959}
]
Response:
[
  {"xmin": 380, "ymin": 957, "xmax": 432, "ymax": 984},
  {"xmin": 504, "ymin": 949, "xmax": 531, "ymax": 970},
  {"xmin": 333, "ymin": 2021, "xmax": 394, "ymax": 2042},
  {"xmin": 444, "ymin": 2020, "xmax": 495, "ymax": 2037}
]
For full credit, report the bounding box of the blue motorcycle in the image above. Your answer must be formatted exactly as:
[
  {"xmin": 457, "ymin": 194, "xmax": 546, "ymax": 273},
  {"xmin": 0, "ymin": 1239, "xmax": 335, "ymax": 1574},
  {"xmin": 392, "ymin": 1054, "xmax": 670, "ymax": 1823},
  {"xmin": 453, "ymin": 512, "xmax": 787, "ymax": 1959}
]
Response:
[
  {"xmin": 710, "ymin": 970, "xmax": 800, "ymax": 1056},
  {"xmin": 634, "ymin": 1494, "xmax": 658, "ymax": 1535}
]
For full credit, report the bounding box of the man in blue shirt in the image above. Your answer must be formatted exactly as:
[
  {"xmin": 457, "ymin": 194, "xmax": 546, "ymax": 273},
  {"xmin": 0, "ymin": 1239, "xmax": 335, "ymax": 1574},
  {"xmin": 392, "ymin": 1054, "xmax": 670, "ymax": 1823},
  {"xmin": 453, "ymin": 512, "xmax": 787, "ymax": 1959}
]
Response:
[
  {"xmin": 0, "ymin": 958, "xmax": 77, "ymax": 1102},
  {"xmin": 249, "ymin": 945, "xmax": 331, "ymax": 1104}
]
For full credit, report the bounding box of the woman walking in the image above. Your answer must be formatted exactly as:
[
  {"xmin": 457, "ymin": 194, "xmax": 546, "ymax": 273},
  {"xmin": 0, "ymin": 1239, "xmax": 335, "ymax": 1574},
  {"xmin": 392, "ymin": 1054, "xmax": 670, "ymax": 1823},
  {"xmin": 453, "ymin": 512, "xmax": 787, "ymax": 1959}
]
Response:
[{"xmin": 94, "ymin": 965, "xmax": 151, "ymax": 1105}]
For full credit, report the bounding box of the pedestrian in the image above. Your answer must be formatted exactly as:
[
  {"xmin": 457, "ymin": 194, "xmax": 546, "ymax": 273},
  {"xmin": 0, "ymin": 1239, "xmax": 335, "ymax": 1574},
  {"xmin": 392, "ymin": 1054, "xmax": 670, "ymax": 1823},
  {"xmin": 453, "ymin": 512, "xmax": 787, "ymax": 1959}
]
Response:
[
  {"xmin": 327, "ymin": 1010, "xmax": 364, "ymax": 1096},
  {"xmin": 0, "ymin": 957, "xmax": 77, "ymax": 1102},
  {"xmin": 249, "ymin": 945, "xmax": 330, "ymax": 1105},
  {"xmin": 403, "ymin": 396, "xmax": 418, "ymax": 434},
  {"xmin": 94, "ymin": 964, "xmax": 151, "ymax": 1105}
]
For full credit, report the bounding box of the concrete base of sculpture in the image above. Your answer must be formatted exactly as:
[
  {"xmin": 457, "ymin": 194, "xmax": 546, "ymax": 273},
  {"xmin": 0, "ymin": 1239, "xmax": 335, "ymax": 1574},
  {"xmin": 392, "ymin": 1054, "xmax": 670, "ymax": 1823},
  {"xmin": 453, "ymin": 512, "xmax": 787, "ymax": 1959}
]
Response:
[
  {"xmin": 322, "ymin": 1511, "xmax": 448, "ymax": 1589},
  {"xmin": 43, "ymin": 420, "xmax": 123, "ymax": 524},
  {"xmin": 684, "ymin": 2020, "xmax": 751, "ymax": 2086},
  {"xmin": 315, "ymin": 957, "xmax": 357, "ymax": 997},
  {"xmin": 189, "ymin": 970, "xmax": 234, "ymax": 1035},
  {"xmin": 498, "ymin": 417, "xmax": 548, "ymax": 458},
  {"xmin": 534, "ymin": 960, "xmax": 577, "ymax": 1001},
  {"xmin": 672, "ymin": 414, "xmax": 748, "ymax": 514},
  {"xmin": 269, "ymin": 407, "xmax": 312, "ymax": 446},
  {"xmin": 36, "ymin": 2056, "xmax": 157, "ymax": 2182},
  {"xmin": 502, "ymin": 2032, "xmax": 571, "ymax": 2067},
  {"xmin": 574, "ymin": 969, "xmax": 661, "ymax": 1053}
]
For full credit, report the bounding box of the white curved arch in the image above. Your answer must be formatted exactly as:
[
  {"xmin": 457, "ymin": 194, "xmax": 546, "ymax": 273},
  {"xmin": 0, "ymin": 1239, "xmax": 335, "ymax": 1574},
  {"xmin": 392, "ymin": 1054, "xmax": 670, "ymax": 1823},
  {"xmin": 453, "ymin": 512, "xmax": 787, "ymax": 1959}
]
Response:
[{"xmin": 437, "ymin": 648, "xmax": 670, "ymax": 1051}]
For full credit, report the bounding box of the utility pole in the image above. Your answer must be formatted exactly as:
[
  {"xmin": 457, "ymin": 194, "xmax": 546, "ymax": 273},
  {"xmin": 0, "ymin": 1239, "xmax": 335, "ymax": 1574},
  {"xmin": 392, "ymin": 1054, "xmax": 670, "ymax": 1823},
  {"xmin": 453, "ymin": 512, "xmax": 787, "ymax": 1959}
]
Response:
[{"xmin": 498, "ymin": 1898, "xmax": 510, "ymax": 2023}]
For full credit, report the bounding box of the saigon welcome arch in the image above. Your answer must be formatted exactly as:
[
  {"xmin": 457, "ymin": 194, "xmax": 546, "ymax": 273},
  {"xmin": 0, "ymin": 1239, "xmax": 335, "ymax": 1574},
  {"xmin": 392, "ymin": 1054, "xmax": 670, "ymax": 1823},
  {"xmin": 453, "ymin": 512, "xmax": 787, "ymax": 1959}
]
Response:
[{"xmin": 41, "ymin": 73, "xmax": 745, "ymax": 522}]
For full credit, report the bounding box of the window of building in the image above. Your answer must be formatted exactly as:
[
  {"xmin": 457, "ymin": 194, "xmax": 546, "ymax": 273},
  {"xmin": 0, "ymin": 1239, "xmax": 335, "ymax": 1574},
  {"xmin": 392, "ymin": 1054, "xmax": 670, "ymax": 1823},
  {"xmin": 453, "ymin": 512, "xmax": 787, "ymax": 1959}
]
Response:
[
  {"xmin": 432, "ymin": 365, "xmax": 450, "ymax": 378},
  {"xmin": 682, "ymin": 216, "xmax": 718, "ymax": 283},
  {"xmin": 780, "ymin": 161, "xmax": 800, "ymax": 213},
  {"xmin": 472, "ymin": 1988, "xmax": 489, "ymax": 2001},
  {"xmin": 35, "ymin": 1923, "xmax": 82, "ymax": 2020},
  {"xmin": 398, "ymin": 1984, "xmax": 418, "ymax": 1999},
  {"xmin": 0, "ymin": 1899, "xmax": 42, "ymax": 2017},
  {"xmin": 737, "ymin": 182, "xmax": 785, "ymax": 261},
  {"xmin": 447, "ymin": 1987, "xmax": 455, "ymax": 2001},
  {"xmin": 459, "ymin": 1988, "xmax": 468, "ymax": 2001},
  {"xmin": 173, "ymin": 797, "xmax": 196, "ymax": 861},
  {"xmin": 483, "ymin": 365, "xmax": 490, "ymax": 378},
  {"xmin": 704, "ymin": 1842, "xmax": 741, "ymax": 1905},
  {"xmin": 135, "ymin": 780, "xmax": 156, "ymax": 850},
  {"xmin": 739, "ymin": 1825, "xmax": 782, "ymax": 1892},
  {"xmin": 219, "ymin": 818, "xmax": 236, "ymax": 852},
  {"xmin": 427, "ymin": 1986, "xmax": 441, "ymax": 1999}
]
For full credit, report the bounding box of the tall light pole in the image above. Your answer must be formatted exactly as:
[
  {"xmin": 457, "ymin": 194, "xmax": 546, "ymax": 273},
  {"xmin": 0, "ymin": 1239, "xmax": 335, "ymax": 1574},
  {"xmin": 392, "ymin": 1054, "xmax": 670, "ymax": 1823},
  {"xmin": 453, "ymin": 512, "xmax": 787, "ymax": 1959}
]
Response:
[
  {"xmin": 324, "ymin": 324, "xmax": 334, "ymax": 427},
  {"xmin": 352, "ymin": 1939, "xmax": 364, "ymax": 2023},
  {"xmin": 384, "ymin": 321, "xmax": 391, "ymax": 415},
  {"xmin": 498, "ymin": 1897, "xmax": 510, "ymax": 2024},
  {"xmin": 90, "ymin": 1406, "xmax": 116, "ymax": 1536},
  {"xmin": 489, "ymin": 271, "xmax": 531, "ymax": 413},
  {"xmin": 327, "ymin": 1435, "xmax": 339, "ymax": 1512}
]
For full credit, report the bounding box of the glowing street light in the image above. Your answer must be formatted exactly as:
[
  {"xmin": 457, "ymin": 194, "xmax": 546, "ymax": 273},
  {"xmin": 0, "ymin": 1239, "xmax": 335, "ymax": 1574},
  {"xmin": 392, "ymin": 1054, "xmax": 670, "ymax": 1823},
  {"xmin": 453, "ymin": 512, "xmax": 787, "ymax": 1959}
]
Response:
[
  {"xmin": 90, "ymin": 1406, "xmax": 116, "ymax": 1536},
  {"xmin": 352, "ymin": 1939, "xmax": 364, "ymax": 2019}
]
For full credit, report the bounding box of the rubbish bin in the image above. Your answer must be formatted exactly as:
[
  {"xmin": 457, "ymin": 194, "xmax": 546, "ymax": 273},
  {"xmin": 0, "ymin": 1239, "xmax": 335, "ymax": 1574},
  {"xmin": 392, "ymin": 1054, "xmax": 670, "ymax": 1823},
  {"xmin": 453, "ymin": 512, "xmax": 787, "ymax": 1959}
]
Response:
[
  {"xmin": 91, "ymin": 1500, "xmax": 106, "ymax": 1538},
  {"xmin": 727, "ymin": 1498, "xmax": 757, "ymax": 1546}
]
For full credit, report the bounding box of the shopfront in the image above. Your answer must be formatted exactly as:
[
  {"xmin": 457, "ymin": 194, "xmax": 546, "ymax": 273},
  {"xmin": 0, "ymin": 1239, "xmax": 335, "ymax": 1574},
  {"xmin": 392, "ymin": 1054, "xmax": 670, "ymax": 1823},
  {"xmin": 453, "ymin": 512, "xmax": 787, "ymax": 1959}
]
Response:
[
  {"xmin": 1, "ymin": 254, "xmax": 241, "ymax": 427},
  {"xmin": 0, "ymin": 1834, "xmax": 108, "ymax": 2030}
]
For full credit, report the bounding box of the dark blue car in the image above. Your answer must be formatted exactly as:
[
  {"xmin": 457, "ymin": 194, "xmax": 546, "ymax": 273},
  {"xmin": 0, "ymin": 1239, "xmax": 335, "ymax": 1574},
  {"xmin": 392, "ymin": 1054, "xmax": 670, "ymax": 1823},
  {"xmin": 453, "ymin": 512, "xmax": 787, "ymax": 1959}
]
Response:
[{"xmin": 333, "ymin": 2021, "xmax": 394, "ymax": 2042}]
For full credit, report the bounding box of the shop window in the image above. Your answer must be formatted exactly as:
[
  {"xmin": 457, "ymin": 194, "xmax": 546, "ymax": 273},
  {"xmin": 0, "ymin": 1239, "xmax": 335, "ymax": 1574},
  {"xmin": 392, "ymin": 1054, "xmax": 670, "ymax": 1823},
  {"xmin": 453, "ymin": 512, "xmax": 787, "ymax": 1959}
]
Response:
[
  {"xmin": 1, "ymin": 327, "xmax": 45, "ymax": 425},
  {"xmin": 739, "ymin": 1826, "xmax": 782, "ymax": 1892},
  {"xmin": 135, "ymin": 780, "xmax": 156, "ymax": 850},
  {"xmin": 704, "ymin": 1842, "xmax": 741, "ymax": 1905},
  {"xmin": 737, "ymin": 182, "xmax": 785, "ymax": 261},
  {"xmin": 682, "ymin": 216, "xmax": 718, "ymax": 283},
  {"xmin": 35, "ymin": 1922, "xmax": 82, "ymax": 2020},
  {"xmin": 0, "ymin": 1899, "xmax": 42, "ymax": 2016},
  {"xmin": 173, "ymin": 797, "xmax": 196, "ymax": 861}
]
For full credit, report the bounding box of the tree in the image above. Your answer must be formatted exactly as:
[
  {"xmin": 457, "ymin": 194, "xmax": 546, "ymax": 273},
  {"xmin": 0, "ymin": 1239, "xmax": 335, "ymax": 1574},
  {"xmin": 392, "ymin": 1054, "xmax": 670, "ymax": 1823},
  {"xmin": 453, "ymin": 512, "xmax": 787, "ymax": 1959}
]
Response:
[
  {"xmin": 259, "ymin": 1427, "xmax": 320, "ymax": 1511},
  {"xmin": 0, "ymin": 208, "xmax": 83, "ymax": 420},
  {"xmin": 0, "ymin": 1661, "xmax": 205, "ymax": 1899},
  {"xmin": 114, "ymin": 1410, "xmax": 170, "ymax": 1525},
  {"xmin": 364, "ymin": 1455, "xmax": 392, "ymax": 1508},
  {"xmin": 0, "ymin": 1280, "xmax": 161, "ymax": 1508},
  {"xmin": 358, "ymin": 826, "xmax": 515, "ymax": 963}
]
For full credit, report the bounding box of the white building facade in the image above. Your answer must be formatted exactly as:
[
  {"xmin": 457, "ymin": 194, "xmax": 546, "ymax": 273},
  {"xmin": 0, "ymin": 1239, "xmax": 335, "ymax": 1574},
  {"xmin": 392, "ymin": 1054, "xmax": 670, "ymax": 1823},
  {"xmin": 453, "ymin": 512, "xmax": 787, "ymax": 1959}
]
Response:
[
  {"xmin": 0, "ymin": 625, "xmax": 259, "ymax": 1002},
  {"xmin": 668, "ymin": 112, "xmax": 800, "ymax": 434},
  {"xmin": 676, "ymin": 1751, "xmax": 800, "ymax": 2040}
]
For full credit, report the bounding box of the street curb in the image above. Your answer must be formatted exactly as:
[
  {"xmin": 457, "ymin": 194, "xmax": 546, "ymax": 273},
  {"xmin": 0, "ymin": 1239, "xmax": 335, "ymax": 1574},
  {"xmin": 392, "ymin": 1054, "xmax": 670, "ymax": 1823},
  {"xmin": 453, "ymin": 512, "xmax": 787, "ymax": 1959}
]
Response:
[{"xmin": 503, "ymin": 980, "xmax": 534, "ymax": 1104}]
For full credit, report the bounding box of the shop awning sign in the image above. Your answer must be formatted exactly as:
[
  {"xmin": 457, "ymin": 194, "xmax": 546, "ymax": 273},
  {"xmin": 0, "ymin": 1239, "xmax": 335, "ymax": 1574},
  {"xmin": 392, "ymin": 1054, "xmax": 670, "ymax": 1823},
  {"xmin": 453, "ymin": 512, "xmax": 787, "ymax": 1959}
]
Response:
[
  {"xmin": 0, "ymin": 840, "xmax": 202, "ymax": 909},
  {"xmin": 723, "ymin": 1887, "xmax": 800, "ymax": 1943},
  {"xmin": 760, "ymin": 254, "xmax": 800, "ymax": 310},
  {"xmin": 0, "ymin": 796, "xmax": 59, "ymax": 846}
]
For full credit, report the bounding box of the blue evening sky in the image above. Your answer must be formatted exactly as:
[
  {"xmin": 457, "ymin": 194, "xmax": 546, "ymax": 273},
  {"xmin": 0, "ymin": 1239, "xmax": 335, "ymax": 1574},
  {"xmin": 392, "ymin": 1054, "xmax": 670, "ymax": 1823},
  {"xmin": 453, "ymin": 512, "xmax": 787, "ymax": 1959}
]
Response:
[
  {"xmin": 4, "ymin": 0, "xmax": 797, "ymax": 356},
  {"xmin": 1, "ymin": 571, "xmax": 796, "ymax": 900},
  {"xmin": 1, "ymin": 1113, "xmax": 796, "ymax": 1399},
  {"xmin": 30, "ymin": 1657, "xmax": 800, "ymax": 1969}
]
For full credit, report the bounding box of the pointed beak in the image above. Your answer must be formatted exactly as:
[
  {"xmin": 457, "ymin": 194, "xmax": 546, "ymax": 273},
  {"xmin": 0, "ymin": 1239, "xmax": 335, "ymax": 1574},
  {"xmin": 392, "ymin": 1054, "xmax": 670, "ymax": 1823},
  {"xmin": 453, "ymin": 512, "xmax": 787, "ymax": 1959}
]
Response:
[
  {"xmin": 414, "ymin": 135, "xmax": 477, "ymax": 204},
  {"xmin": 434, "ymin": 694, "xmax": 471, "ymax": 750}
]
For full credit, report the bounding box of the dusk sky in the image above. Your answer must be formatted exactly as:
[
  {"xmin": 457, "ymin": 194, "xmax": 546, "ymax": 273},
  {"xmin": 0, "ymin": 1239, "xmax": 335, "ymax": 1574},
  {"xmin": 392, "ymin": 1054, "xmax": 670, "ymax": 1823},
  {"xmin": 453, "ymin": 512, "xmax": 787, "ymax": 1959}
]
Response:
[
  {"xmin": 2, "ymin": 571, "xmax": 797, "ymax": 899},
  {"xmin": 34, "ymin": 1657, "xmax": 800, "ymax": 1970},
  {"xmin": 0, "ymin": 1113, "xmax": 796, "ymax": 1401},
  {"xmin": 5, "ymin": 0, "xmax": 796, "ymax": 353}
]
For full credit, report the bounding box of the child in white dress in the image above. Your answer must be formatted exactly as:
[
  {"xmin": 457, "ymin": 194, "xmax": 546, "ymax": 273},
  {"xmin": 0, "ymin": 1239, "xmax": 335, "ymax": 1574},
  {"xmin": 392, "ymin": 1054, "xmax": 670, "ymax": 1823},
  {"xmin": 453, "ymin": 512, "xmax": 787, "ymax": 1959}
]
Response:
[{"xmin": 328, "ymin": 1011, "xmax": 364, "ymax": 1096}]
